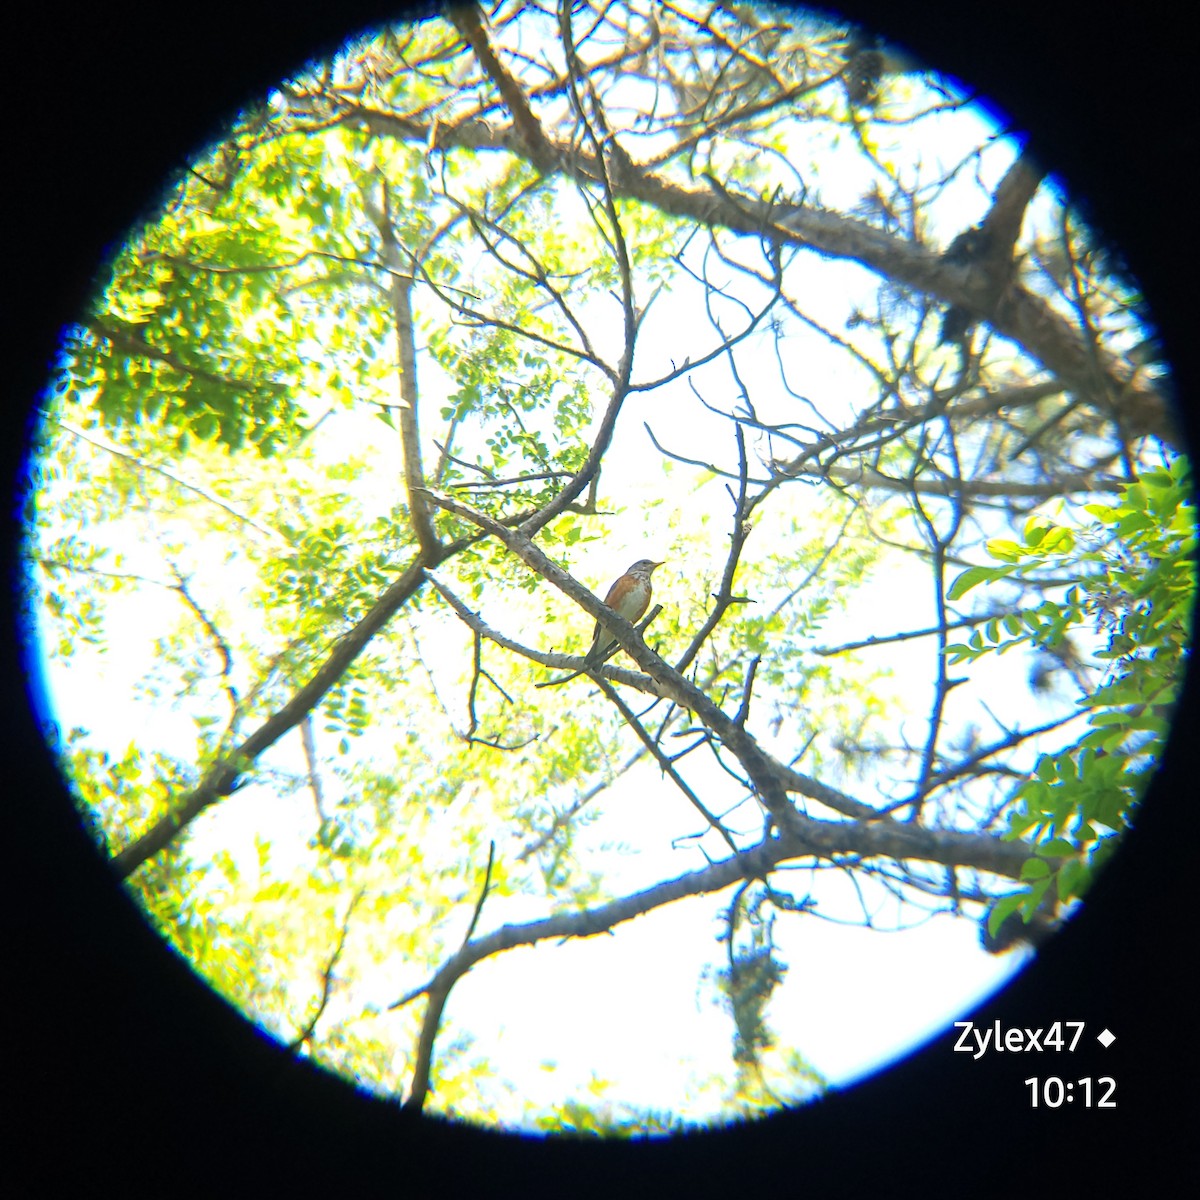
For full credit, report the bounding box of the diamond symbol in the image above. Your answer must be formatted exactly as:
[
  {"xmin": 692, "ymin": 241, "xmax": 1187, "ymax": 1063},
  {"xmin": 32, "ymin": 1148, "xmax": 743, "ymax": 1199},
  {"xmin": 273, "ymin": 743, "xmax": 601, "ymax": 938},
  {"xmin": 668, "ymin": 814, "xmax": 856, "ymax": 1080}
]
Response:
[{"xmin": 1097, "ymin": 1028, "xmax": 1116, "ymax": 1048}]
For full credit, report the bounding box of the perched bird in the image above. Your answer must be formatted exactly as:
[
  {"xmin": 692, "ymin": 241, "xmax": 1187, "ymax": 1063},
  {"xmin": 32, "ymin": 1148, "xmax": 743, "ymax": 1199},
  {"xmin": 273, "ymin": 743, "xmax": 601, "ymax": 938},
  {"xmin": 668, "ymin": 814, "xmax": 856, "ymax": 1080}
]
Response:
[
  {"xmin": 584, "ymin": 558, "xmax": 663, "ymax": 667},
  {"xmin": 536, "ymin": 558, "xmax": 663, "ymax": 687}
]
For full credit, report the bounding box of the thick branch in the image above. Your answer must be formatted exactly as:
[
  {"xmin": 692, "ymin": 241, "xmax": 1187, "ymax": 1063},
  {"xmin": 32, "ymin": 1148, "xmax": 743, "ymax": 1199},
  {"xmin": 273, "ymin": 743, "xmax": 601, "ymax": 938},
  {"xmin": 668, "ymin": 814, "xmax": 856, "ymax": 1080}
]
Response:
[
  {"xmin": 403, "ymin": 842, "xmax": 496, "ymax": 1111},
  {"xmin": 368, "ymin": 179, "xmax": 440, "ymax": 558},
  {"xmin": 112, "ymin": 547, "xmax": 464, "ymax": 877},
  {"xmin": 349, "ymin": 108, "xmax": 1175, "ymax": 446},
  {"xmin": 978, "ymin": 148, "xmax": 1047, "ymax": 264},
  {"xmin": 389, "ymin": 819, "xmax": 1035, "ymax": 1016},
  {"xmin": 449, "ymin": 5, "xmax": 559, "ymax": 172}
]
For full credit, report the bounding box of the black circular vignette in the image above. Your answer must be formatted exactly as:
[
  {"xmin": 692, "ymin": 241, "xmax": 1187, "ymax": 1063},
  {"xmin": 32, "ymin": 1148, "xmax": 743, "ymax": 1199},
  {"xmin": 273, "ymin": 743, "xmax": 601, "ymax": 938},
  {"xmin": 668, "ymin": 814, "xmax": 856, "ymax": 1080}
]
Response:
[{"xmin": 5, "ymin": 1, "xmax": 1193, "ymax": 1193}]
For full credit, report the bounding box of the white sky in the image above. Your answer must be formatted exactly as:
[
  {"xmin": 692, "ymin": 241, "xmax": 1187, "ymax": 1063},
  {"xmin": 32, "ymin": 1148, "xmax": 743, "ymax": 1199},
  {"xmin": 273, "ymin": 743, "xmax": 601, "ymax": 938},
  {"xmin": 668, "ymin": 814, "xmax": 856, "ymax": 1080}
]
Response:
[
  {"xmin": 25, "ymin": 14, "xmax": 1084, "ymax": 1129},
  {"xmin": 28, "ymin": 355, "xmax": 1037, "ymax": 1128}
]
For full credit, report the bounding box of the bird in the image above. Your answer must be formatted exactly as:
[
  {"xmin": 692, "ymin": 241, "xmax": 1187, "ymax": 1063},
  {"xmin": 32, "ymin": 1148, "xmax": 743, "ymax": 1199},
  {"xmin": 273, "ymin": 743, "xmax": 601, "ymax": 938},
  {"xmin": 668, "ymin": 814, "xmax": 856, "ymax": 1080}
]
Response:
[
  {"xmin": 536, "ymin": 558, "xmax": 663, "ymax": 687},
  {"xmin": 584, "ymin": 558, "xmax": 663, "ymax": 666}
]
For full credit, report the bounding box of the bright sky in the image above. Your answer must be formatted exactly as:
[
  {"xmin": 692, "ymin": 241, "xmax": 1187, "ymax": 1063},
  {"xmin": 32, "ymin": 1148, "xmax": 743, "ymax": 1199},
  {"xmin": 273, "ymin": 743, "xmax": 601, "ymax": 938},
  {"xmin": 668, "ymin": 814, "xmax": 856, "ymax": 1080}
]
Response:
[
  {"xmin": 26, "ymin": 10, "xmax": 1080, "ymax": 1130},
  {"xmin": 36, "ymin": 601, "xmax": 1030, "ymax": 1123}
]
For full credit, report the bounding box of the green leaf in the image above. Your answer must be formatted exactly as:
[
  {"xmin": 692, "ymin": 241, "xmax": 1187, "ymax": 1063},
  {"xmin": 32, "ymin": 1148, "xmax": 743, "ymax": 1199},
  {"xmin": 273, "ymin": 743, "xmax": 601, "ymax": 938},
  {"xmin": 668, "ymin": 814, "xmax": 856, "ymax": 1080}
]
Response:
[
  {"xmin": 948, "ymin": 565, "xmax": 995, "ymax": 600},
  {"xmin": 1023, "ymin": 516, "xmax": 1050, "ymax": 547},
  {"xmin": 1021, "ymin": 877, "xmax": 1052, "ymax": 914},
  {"xmin": 1041, "ymin": 526, "xmax": 1075, "ymax": 554},
  {"xmin": 987, "ymin": 893, "xmax": 1026, "ymax": 937},
  {"xmin": 1056, "ymin": 858, "xmax": 1084, "ymax": 899},
  {"xmin": 1035, "ymin": 838, "xmax": 1078, "ymax": 858},
  {"xmin": 986, "ymin": 538, "xmax": 1022, "ymax": 563},
  {"xmin": 1020, "ymin": 858, "xmax": 1051, "ymax": 880}
]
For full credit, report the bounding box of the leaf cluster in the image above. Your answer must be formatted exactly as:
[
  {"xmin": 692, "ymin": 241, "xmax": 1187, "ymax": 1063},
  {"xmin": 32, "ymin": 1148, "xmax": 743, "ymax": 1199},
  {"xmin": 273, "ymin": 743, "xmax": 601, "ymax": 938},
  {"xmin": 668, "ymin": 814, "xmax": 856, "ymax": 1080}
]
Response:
[{"xmin": 947, "ymin": 459, "xmax": 1194, "ymax": 934}]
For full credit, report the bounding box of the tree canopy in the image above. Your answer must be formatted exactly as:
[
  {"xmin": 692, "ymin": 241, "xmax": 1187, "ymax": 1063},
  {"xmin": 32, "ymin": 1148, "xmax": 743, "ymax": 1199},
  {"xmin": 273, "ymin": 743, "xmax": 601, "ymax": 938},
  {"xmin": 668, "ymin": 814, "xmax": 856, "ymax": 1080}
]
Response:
[{"xmin": 25, "ymin": 0, "xmax": 1190, "ymax": 1130}]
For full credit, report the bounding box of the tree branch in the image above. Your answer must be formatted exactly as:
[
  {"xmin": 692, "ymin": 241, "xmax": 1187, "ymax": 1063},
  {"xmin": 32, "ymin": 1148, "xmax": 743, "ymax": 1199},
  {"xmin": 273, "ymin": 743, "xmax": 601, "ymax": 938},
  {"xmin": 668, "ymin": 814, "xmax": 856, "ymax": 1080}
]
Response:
[
  {"xmin": 349, "ymin": 108, "xmax": 1175, "ymax": 446},
  {"xmin": 112, "ymin": 538, "xmax": 482, "ymax": 876}
]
